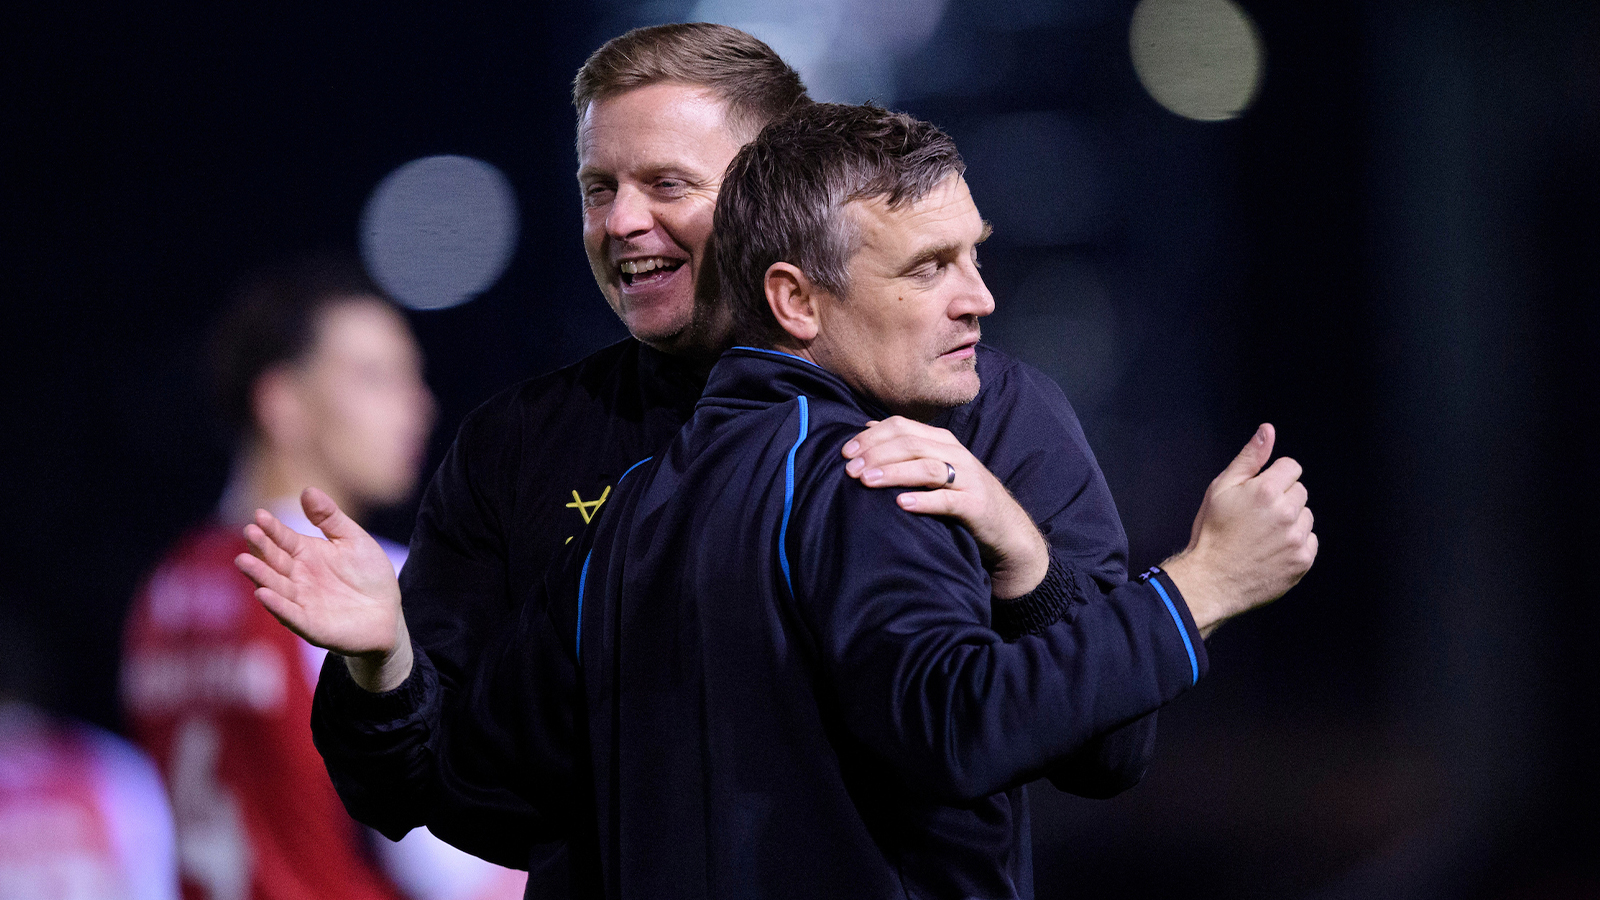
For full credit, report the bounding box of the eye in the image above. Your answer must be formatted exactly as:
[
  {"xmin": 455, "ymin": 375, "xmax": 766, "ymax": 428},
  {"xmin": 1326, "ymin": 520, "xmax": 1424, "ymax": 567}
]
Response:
[
  {"xmin": 653, "ymin": 177, "xmax": 689, "ymax": 197},
  {"xmin": 581, "ymin": 182, "xmax": 615, "ymax": 208}
]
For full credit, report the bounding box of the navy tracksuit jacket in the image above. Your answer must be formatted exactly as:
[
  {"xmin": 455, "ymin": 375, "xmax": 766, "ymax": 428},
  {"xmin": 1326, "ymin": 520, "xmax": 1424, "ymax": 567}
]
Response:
[{"xmin": 316, "ymin": 347, "xmax": 1207, "ymax": 899}]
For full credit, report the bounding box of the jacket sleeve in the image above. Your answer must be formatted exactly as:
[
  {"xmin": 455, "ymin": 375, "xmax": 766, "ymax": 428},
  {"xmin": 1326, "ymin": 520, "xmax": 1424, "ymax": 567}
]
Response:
[
  {"xmin": 950, "ymin": 350, "xmax": 1161, "ymax": 797},
  {"xmin": 950, "ymin": 349, "xmax": 1129, "ymax": 593},
  {"xmin": 789, "ymin": 462, "xmax": 1206, "ymax": 805},
  {"xmin": 990, "ymin": 547, "xmax": 1162, "ymax": 798},
  {"xmin": 311, "ymin": 562, "xmax": 583, "ymax": 871},
  {"xmin": 398, "ymin": 396, "xmax": 524, "ymax": 695},
  {"xmin": 314, "ymin": 393, "xmax": 554, "ymax": 852}
]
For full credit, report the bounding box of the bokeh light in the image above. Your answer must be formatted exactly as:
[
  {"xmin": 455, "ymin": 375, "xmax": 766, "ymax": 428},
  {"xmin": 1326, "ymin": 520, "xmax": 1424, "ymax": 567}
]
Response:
[
  {"xmin": 690, "ymin": 0, "xmax": 949, "ymax": 104},
  {"xmin": 359, "ymin": 155, "xmax": 520, "ymax": 311},
  {"xmin": 1129, "ymin": 0, "xmax": 1264, "ymax": 121}
]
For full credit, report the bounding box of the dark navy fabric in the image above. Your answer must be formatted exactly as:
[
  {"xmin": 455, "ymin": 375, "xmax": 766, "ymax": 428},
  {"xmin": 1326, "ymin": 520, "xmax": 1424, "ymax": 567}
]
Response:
[
  {"xmin": 397, "ymin": 339, "xmax": 707, "ymax": 698},
  {"xmin": 314, "ymin": 348, "xmax": 1208, "ymax": 900},
  {"xmin": 394, "ymin": 337, "xmax": 1129, "ymax": 700},
  {"xmin": 568, "ymin": 349, "xmax": 1206, "ymax": 899}
]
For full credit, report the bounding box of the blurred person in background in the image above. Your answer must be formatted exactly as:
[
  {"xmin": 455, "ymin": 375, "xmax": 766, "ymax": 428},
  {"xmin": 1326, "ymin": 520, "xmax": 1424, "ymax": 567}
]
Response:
[
  {"xmin": 2, "ymin": 621, "xmax": 178, "ymax": 900},
  {"xmin": 119, "ymin": 256, "xmax": 524, "ymax": 900}
]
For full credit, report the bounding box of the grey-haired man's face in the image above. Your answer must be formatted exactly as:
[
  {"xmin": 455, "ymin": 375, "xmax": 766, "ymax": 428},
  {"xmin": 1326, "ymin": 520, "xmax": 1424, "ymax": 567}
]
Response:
[{"xmin": 807, "ymin": 174, "xmax": 995, "ymax": 420}]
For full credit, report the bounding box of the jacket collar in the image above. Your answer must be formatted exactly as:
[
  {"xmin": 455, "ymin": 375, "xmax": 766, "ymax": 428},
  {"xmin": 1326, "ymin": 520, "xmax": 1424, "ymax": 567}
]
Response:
[
  {"xmin": 635, "ymin": 339, "xmax": 715, "ymax": 416},
  {"xmin": 700, "ymin": 346, "xmax": 891, "ymax": 419}
]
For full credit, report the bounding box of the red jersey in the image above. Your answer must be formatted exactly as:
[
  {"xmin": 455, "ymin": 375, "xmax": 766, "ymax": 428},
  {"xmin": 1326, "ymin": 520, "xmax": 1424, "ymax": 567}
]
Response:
[{"xmin": 122, "ymin": 522, "xmax": 405, "ymax": 900}]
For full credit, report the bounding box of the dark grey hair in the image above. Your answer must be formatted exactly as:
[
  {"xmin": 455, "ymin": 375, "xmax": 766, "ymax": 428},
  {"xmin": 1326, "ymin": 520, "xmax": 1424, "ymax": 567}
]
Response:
[{"xmin": 714, "ymin": 103, "xmax": 966, "ymax": 345}]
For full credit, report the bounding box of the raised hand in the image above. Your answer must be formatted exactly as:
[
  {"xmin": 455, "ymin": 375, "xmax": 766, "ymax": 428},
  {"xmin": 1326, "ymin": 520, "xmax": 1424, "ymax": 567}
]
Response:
[
  {"xmin": 843, "ymin": 416, "xmax": 1048, "ymax": 599},
  {"xmin": 1162, "ymin": 424, "xmax": 1318, "ymax": 637},
  {"xmin": 235, "ymin": 487, "xmax": 412, "ymax": 690}
]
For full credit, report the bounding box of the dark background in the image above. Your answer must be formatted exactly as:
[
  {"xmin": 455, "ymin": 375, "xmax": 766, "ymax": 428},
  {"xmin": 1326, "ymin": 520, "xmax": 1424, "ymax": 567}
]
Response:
[{"xmin": 4, "ymin": 1, "xmax": 1595, "ymax": 897}]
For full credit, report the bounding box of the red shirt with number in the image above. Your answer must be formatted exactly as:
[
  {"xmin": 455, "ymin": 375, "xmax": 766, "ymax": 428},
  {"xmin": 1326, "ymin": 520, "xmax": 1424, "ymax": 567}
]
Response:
[{"xmin": 122, "ymin": 521, "xmax": 405, "ymax": 900}]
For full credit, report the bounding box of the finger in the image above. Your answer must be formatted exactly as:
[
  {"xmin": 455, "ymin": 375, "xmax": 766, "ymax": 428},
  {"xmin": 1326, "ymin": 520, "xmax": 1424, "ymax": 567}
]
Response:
[
  {"xmin": 252, "ymin": 585, "xmax": 310, "ymax": 638},
  {"xmin": 1216, "ymin": 423, "xmax": 1275, "ymax": 488},
  {"xmin": 1254, "ymin": 455, "xmax": 1304, "ymax": 494},
  {"xmin": 1285, "ymin": 480, "xmax": 1308, "ymax": 512},
  {"xmin": 252, "ymin": 509, "xmax": 305, "ymax": 557},
  {"xmin": 242, "ymin": 523, "xmax": 296, "ymax": 576},
  {"xmin": 234, "ymin": 552, "xmax": 297, "ymax": 601},
  {"xmin": 843, "ymin": 416, "xmax": 950, "ymax": 458},
  {"xmin": 857, "ymin": 459, "xmax": 958, "ymax": 490},
  {"xmin": 301, "ymin": 486, "xmax": 362, "ymax": 542},
  {"xmin": 896, "ymin": 488, "xmax": 967, "ymax": 517},
  {"xmin": 851, "ymin": 435, "xmax": 967, "ymax": 477}
]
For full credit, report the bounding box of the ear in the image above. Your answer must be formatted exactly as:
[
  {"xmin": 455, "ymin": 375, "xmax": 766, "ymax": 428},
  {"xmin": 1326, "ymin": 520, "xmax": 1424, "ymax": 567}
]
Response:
[{"xmin": 765, "ymin": 262, "xmax": 821, "ymax": 344}]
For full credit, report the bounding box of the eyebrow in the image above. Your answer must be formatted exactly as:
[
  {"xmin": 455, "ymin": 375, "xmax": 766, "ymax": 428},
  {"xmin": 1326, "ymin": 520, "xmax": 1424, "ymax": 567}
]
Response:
[
  {"xmin": 576, "ymin": 161, "xmax": 712, "ymax": 184},
  {"xmin": 899, "ymin": 220, "xmax": 994, "ymax": 274}
]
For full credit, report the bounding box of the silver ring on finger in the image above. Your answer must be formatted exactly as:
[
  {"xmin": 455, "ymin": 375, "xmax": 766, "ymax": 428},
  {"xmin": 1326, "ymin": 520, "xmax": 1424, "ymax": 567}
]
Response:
[{"xmin": 944, "ymin": 461, "xmax": 957, "ymax": 487}]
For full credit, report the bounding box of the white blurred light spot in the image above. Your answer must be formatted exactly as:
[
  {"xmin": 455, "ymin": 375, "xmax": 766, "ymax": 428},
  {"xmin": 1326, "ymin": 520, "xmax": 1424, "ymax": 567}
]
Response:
[
  {"xmin": 1129, "ymin": 0, "xmax": 1264, "ymax": 122},
  {"xmin": 691, "ymin": 0, "xmax": 948, "ymax": 104},
  {"xmin": 360, "ymin": 155, "xmax": 519, "ymax": 311}
]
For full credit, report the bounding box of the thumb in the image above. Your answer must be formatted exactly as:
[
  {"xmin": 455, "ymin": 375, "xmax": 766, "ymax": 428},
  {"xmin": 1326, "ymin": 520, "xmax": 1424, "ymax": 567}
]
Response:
[
  {"xmin": 300, "ymin": 486, "xmax": 361, "ymax": 542},
  {"xmin": 1217, "ymin": 423, "xmax": 1276, "ymax": 487}
]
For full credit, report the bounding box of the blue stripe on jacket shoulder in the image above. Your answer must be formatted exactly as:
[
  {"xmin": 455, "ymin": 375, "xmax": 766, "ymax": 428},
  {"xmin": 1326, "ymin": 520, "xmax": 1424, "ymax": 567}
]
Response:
[
  {"xmin": 779, "ymin": 396, "xmax": 810, "ymax": 598},
  {"xmin": 576, "ymin": 455, "xmax": 652, "ymax": 663}
]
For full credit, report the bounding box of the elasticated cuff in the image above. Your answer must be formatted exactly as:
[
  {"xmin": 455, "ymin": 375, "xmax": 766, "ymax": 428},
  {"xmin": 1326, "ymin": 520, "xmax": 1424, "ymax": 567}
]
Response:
[
  {"xmin": 318, "ymin": 641, "xmax": 437, "ymax": 724},
  {"xmin": 993, "ymin": 548, "xmax": 1090, "ymax": 640}
]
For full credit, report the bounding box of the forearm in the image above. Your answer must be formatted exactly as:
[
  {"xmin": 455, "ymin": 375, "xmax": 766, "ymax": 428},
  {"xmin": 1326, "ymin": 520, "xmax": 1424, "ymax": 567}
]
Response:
[
  {"xmin": 312, "ymin": 633, "xmax": 568, "ymax": 870},
  {"xmin": 993, "ymin": 551, "xmax": 1162, "ymax": 798},
  {"xmin": 1043, "ymin": 712, "xmax": 1158, "ymax": 799},
  {"xmin": 312, "ymin": 647, "xmax": 442, "ymax": 841},
  {"xmin": 832, "ymin": 568, "xmax": 1204, "ymax": 803},
  {"xmin": 990, "ymin": 547, "xmax": 1087, "ymax": 639}
]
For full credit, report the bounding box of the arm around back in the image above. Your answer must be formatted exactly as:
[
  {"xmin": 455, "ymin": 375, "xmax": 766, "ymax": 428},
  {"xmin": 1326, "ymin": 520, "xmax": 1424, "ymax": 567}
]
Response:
[{"xmin": 790, "ymin": 432, "xmax": 1206, "ymax": 804}]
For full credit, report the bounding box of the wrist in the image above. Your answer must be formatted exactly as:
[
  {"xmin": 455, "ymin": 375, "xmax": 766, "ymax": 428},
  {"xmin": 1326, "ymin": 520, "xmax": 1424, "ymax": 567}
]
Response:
[
  {"xmin": 988, "ymin": 526, "xmax": 1050, "ymax": 600},
  {"xmin": 343, "ymin": 618, "xmax": 414, "ymax": 693},
  {"xmin": 1158, "ymin": 551, "xmax": 1224, "ymax": 638},
  {"xmin": 993, "ymin": 548, "xmax": 1087, "ymax": 639}
]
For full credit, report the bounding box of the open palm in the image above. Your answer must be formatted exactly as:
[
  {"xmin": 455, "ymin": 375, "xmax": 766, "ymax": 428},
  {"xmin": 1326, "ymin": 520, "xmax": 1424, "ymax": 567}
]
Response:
[{"xmin": 235, "ymin": 487, "xmax": 404, "ymax": 659}]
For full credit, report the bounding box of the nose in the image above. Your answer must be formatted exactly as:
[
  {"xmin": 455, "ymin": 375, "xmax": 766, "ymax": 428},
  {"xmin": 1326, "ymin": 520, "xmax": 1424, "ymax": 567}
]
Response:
[
  {"xmin": 606, "ymin": 184, "xmax": 654, "ymax": 240},
  {"xmin": 951, "ymin": 262, "xmax": 995, "ymax": 320}
]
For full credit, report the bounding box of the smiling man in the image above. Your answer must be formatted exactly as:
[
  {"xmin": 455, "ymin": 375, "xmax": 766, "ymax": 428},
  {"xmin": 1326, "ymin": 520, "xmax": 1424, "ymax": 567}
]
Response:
[
  {"xmin": 242, "ymin": 103, "xmax": 1316, "ymax": 899},
  {"xmin": 577, "ymin": 81, "xmax": 743, "ymax": 354},
  {"xmin": 551, "ymin": 101, "xmax": 1315, "ymax": 898}
]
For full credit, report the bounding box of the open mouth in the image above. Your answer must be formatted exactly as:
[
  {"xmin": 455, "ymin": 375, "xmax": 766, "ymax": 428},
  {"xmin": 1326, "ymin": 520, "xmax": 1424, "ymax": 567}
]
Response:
[{"xmin": 619, "ymin": 256, "xmax": 686, "ymax": 287}]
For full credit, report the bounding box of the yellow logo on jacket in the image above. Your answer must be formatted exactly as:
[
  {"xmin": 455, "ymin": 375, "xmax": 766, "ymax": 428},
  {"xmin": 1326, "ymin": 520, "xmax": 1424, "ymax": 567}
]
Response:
[{"xmin": 564, "ymin": 485, "xmax": 612, "ymax": 543}]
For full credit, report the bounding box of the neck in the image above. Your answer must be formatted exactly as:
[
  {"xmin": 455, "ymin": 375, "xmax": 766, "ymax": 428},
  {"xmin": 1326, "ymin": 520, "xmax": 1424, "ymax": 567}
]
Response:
[
  {"xmin": 746, "ymin": 339, "xmax": 943, "ymax": 424},
  {"xmin": 219, "ymin": 441, "xmax": 364, "ymax": 525}
]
